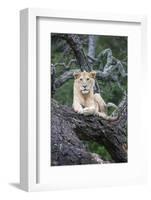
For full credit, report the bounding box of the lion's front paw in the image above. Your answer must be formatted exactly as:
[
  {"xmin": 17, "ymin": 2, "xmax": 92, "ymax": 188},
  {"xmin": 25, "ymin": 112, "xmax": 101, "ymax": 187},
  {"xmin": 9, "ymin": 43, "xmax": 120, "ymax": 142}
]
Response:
[
  {"xmin": 83, "ymin": 108, "xmax": 93, "ymax": 116},
  {"xmin": 77, "ymin": 109, "xmax": 84, "ymax": 114},
  {"xmin": 74, "ymin": 108, "xmax": 83, "ymax": 114}
]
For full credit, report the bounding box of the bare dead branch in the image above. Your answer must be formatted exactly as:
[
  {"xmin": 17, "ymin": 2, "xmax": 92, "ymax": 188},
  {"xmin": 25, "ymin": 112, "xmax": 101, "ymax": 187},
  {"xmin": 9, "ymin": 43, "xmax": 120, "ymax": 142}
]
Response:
[
  {"xmin": 54, "ymin": 69, "xmax": 79, "ymax": 88},
  {"xmin": 67, "ymin": 59, "xmax": 77, "ymax": 67}
]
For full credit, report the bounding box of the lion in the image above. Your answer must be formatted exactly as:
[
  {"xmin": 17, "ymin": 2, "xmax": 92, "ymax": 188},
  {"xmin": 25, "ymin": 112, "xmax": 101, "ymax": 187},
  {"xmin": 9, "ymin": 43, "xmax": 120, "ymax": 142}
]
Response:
[{"xmin": 72, "ymin": 70, "xmax": 118, "ymax": 121}]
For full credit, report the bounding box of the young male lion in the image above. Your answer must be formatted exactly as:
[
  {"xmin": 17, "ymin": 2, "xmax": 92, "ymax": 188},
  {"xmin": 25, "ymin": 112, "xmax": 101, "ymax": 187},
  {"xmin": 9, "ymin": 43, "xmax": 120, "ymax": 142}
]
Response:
[{"xmin": 72, "ymin": 70, "xmax": 118, "ymax": 121}]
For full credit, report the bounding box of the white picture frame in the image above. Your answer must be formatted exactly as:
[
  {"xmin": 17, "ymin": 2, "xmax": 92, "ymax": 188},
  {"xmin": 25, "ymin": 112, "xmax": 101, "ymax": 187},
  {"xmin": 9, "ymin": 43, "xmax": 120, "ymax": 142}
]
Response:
[{"xmin": 20, "ymin": 8, "xmax": 147, "ymax": 192}]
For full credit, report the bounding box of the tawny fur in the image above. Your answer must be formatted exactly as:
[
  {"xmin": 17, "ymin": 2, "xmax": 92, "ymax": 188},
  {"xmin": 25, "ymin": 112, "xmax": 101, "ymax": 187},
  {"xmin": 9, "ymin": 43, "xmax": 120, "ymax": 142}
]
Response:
[{"xmin": 72, "ymin": 71, "xmax": 118, "ymax": 121}]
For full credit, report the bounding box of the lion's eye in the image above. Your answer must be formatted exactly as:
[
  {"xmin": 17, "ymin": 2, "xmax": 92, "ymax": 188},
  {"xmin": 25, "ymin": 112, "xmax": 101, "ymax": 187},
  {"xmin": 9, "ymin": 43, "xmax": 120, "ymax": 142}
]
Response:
[
  {"xmin": 80, "ymin": 78, "xmax": 83, "ymax": 81},
  {"xmin": 87, "ymin": 78, "xmax": 90, "ymax": 81}
]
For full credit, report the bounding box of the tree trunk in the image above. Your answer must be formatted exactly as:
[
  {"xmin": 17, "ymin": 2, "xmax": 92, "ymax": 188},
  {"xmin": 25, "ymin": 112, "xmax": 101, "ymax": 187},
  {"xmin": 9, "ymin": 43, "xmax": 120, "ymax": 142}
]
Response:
[
  {"xmin": 57, "ymin": 34, "xmax": 90, "ymax": 71},
  {"xmin": 51, "ymin": 98, "xmax": 127, "ymax": 166},
  {"xmin": 88, "ymin": 35, "xmax": 96, "ymax": 61}
]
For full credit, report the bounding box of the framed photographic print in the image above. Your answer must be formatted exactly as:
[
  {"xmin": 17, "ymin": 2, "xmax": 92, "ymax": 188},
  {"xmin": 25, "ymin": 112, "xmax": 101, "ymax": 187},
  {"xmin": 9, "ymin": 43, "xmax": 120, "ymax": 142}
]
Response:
[{"xmin": 20, "ymin": 8, "xmax": 147, "ymax": 191}]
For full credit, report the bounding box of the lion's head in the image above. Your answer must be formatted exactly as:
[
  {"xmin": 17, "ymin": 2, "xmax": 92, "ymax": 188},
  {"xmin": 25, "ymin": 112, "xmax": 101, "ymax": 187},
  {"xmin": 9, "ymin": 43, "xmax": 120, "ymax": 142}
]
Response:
[{"xmin": 73, "ymin": 71, "xmax": 96, "ymax": 95}]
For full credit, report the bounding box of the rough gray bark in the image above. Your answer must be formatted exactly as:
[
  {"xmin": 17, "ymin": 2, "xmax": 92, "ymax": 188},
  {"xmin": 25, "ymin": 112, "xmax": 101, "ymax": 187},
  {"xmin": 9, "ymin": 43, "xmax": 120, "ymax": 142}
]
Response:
[
  {"xmin": 51, "ymin": 64, "xmax": 56, "ymax": 96},
  {"xmin": 51, "ymin": 98, "xmax": 127, "ymax": 166},
  {"xmin": 88, "ymin": 35, "xmax": 96, "ymax": 62}
]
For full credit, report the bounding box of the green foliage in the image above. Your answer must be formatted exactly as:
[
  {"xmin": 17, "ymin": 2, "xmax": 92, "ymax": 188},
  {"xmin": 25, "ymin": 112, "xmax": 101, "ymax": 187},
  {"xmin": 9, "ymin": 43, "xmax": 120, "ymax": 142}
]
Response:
[
  {"xmin": 95, "ymin": 35, "xmax": 127, "ymax": 61},
  {"xmin": 86, "ymin": 141, "xmax": 112, "ymax": 161},
  {"xmin": 54, "ymin": 79, "xmax": 74, "ymax": 106},
  {"xmin": 99, "ymin": 80, "xmax": 124, "ymax": 105}
]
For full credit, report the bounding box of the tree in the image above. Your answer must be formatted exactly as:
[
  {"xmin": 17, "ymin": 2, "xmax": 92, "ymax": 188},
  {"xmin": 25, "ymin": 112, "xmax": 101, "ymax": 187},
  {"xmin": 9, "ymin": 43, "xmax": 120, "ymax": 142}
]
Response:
[{"xmin": 51, "ymin": 33, "xmax": 127, "ymax": 165}]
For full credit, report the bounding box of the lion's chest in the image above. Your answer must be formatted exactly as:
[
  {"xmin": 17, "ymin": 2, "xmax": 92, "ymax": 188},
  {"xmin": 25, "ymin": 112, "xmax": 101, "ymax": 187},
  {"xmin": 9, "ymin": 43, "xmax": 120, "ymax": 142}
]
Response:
[{"xmin": 80, "ymin": 96, "xmax": 95, "ymax": 108}]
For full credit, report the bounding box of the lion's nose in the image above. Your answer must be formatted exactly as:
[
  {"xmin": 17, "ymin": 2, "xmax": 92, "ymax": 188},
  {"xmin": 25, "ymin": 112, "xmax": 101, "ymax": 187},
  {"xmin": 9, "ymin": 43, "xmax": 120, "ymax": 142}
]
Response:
[{"xmin": 83, "ymin": 85, "xmax": 87, "ymax": 88}]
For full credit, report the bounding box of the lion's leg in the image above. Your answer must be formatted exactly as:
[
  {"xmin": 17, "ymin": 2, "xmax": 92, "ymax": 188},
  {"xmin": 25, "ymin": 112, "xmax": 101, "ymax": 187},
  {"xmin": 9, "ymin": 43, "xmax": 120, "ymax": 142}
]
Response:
[
  {"xmin": 73, "ymin": 102, "xmax": 84, "ymax": 114},
  {"xmin": 83, "ymin": 106, "xmax": 96, "ymax": 116},
  {"xmin": 94, "ymin": 93, "xmax": 107, "ymax": 113},
  {"xmin": 97, "ymin": 112, "xmax": 108, "ymax": 119}
]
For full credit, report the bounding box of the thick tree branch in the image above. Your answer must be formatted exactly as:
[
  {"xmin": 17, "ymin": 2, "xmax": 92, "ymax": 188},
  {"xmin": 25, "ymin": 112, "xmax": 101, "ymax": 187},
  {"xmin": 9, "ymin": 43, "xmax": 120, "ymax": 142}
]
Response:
[
  {"xmin": 56, "ymin": 34, "xmax": 88, "ymax": 70},
  {"xmin": 54, "ymin": 70, "xmax": 77, "ymax": 88},
  {"xmin": 51, "ymin": 98, "xmax": 127, "ymax": 166}
]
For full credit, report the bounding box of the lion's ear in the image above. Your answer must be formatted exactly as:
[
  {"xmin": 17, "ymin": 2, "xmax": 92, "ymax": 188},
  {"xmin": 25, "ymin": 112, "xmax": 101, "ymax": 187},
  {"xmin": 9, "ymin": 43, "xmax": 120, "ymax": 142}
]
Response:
[
  {"xmin": 90, "ymin": 71, "xmax": 96, "ymax": 79},
  {"xmin": 73, "ymin": 71, "xmax": 81, "ymax": 79}
]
